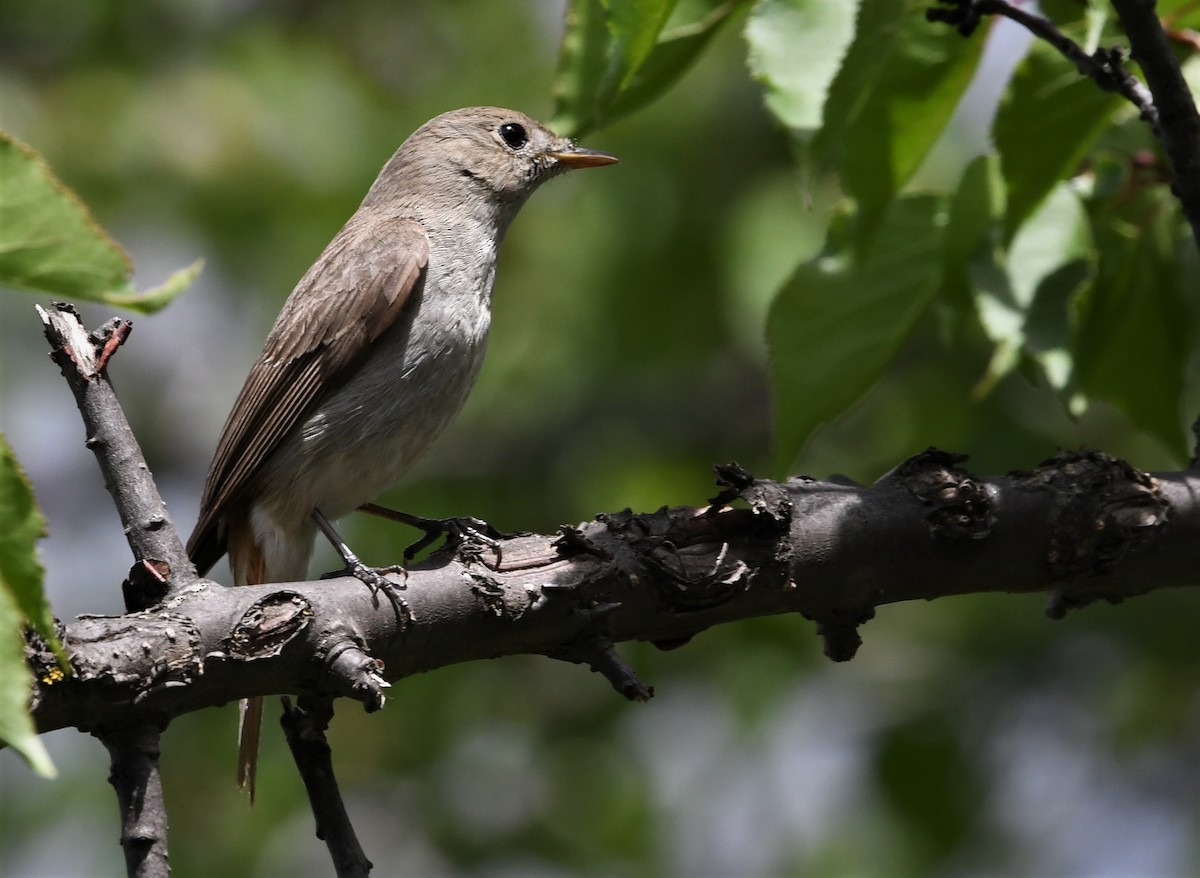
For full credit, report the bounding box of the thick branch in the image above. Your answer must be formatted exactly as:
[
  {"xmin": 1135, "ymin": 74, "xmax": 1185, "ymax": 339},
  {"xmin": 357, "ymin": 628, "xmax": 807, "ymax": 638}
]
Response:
[{"xmin": 27, "ymin": 451, "xmax": 1199, "ymax": 737}]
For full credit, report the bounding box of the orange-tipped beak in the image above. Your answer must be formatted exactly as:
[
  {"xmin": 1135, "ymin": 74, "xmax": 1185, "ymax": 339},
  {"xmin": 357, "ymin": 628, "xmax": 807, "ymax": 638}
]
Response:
[{"xmin": 547, "ymin": 148, "xmax": 619, "ymax": 169}]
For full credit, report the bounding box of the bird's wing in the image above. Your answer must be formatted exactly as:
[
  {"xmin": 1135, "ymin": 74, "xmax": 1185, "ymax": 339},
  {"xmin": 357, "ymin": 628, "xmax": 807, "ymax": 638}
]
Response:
[{"xmin": 187, "ymin": 216, "xmax": 430, "ymax": 572}]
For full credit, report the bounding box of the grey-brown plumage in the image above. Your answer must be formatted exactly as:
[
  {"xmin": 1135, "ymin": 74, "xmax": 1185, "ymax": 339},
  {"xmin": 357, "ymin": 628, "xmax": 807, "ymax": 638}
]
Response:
[{"xmin": 186, "ymin": 106, "xmax": 616, "ymax": 800}]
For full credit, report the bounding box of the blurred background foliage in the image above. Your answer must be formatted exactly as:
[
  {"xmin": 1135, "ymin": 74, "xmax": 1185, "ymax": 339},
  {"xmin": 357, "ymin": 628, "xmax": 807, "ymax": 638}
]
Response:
[{"xmin": 2, "ymin": 1, "xmax": 1200, "ymax": 876}]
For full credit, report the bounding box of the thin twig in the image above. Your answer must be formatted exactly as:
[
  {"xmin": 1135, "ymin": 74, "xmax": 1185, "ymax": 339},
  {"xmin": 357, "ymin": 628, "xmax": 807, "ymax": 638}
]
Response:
[
  {"xmin": 930, "ymin": 0, "xmax": 1200, "ymax": 251},
  {"xmin": 281, "ymin": 696, "xmax": 373, "ymax": 878},
  {"xmin": 929, "ymin": 0, "xmax": 1158, "ymax": 125},
  {"xmin": 1110, "ymin": 0, "xmax": 1200, "ymax": 251}
]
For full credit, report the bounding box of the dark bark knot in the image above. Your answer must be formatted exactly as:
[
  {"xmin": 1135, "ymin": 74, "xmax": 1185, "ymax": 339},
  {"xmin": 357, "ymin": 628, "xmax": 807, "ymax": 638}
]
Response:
[
  {"xmin": 227, "ymin": 592, "xmax": 313, "ymax": 660},
  {"xmin": 1035, "ymin": 450, "xmax": 1168, "ymax": 582},
  {"xmin": 897, "ymin": 448, "xmax": 996, "ymax": 542}
]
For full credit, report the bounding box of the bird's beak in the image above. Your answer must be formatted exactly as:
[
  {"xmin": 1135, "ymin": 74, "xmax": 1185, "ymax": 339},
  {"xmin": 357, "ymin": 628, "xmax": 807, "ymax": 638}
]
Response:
[{"xmin": 546, "ymin": 147, "xmax": 619, "ymax": 169}]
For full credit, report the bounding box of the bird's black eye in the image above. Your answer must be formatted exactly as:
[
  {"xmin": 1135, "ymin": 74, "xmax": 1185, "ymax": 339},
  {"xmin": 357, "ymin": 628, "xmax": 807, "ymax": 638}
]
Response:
[{"xmin": 498, "ymin": 122, "xmax": 528, "ymax": 150}]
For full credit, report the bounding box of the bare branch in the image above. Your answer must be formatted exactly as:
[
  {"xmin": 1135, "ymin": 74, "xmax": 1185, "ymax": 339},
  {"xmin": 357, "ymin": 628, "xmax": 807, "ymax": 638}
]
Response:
[
  {"xmin": 1111, "ymin": 0, "xmax": 1200, "ymax": 251},
  {"xmin": 929, "ymin": 0, "xmax": 1200, "ymax": 251},
  {"xmin": 37, "ymin": 304, "xmax": 197, "ymax": 604},
  {"xmin": 282, "ymin": 697, "xmax": 373, "ymax": 878},
  {"xmin": 100, "ymin": 725, "xmax": 170, "ymax": 878},
  {"xmin": 928, "ymin": 0, "xmax": 1157, "ymax": 121},
  {"xmin": 26, "ymin": 450, "xmax": 1199, "ymax": 738}
]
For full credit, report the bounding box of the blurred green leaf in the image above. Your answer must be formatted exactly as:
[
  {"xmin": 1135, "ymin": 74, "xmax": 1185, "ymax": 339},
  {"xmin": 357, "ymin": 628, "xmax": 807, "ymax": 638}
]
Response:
[
  {"xmin": 768, "ymin": 195, "xmax": 945, "ymax": 470},
  {"xmin": 0, "ymin": 433, "xmax": 58, "ymax": 652},
  {"xmin": 1160, "ymin": 0, "xmax": 1200, "ymax": 30},
  {"xmin": 876, "ymin": 712, "xmax": 980, "ymax": 868},
  {"xmin": 1076, "ymin": 191, "xmax": 1190, "ymax": 458},
  {"xmin": 0, "ymin": 433, "xmax": 59, "ymax": 777},
  {"xmin": 0, "ymin": 129, "xmax": 200, "ymax": 313},
  {"xmin": 970, "ymin": 182, "xmax": 1094, "ymax": 400},
  {"xmin": 745, "ymin": 0, "xmax": 860, "ymax": 138},
  {"xmin": 943, "ymin": 154, "xmax": 1004, "ymax": 279},
  {"xmin": 553, "ymin": 0, "xmax": 746, "ymax": 137},
  {"xmin": 0, "ymin": 585, "xmax": 55, "ymax": 777},
  {"xmin": 553, "ymin": 0, "xmax": 614, "ymax": 137},
  {"xmin": 993, "ymin": 42, "xmax": 1122, "ymax": 238}
]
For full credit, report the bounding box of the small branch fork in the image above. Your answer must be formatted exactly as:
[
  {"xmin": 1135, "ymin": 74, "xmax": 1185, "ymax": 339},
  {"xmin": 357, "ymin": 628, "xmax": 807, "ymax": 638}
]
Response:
[
  {"xmin": 928, "ymin": 0, "xmax": 1200, "ymax": 251},
  {"xmin": 929, "ymin": 0, "xmax": 1157, "ymax": 124}
]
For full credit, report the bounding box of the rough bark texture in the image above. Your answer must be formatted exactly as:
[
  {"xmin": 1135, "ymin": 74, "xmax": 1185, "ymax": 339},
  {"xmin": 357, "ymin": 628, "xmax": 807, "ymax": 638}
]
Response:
[{"xmin": 28, "ymin": 452, "xmax": 1197, "ymax": 738}]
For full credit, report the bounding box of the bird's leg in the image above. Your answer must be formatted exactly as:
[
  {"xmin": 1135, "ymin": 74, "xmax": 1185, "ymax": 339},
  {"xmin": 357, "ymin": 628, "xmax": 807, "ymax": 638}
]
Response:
[
  {"xmin": 312, "ymin": 508, "xmax": 409, "ymax": 621},
  {"xmin": 357, "ymin": 502, "xmax": 507, "ymax": 564}
]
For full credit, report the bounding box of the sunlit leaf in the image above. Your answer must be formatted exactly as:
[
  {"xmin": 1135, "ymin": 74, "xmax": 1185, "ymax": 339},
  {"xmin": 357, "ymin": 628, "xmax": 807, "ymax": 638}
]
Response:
[
  {"xmin": 0, "ymin": 129, "xmax": 199, "ymax": 313},
  {"xmin": 553, "ymin": 0, "xmax": 746, "ymax": 136},
  {"xmin": 0, "ymin": 585, "xmax": 56, "ymax": 777},
  {"xmin": 970, "ymin": 183, "xmax": 1094, "ymax": 399},
  {"xmin": 607, "ymin": 0, "xmax": 751, "ymax": 125},
  {"xmin": 745, "ymin": 0, "xmax": 860, "ymax": 138},
  {"xmin": 836, "ymin": 3, "xmax": 984, "ymax": 247},
  {"xmin": 993, "ymin": 42, "xmax": 1122, "ymax": 238}
]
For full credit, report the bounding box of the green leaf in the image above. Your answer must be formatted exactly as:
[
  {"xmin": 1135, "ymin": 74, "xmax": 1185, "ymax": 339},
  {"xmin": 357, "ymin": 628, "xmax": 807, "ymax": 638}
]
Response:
[
  {"xmin": 553, "ymin": 0, "xmax": 613, "ymax": 137},
  {"xmin": 1076, "ymin": 193, "xmax": 1189, "ymax": 458},
  {"xmin": 553, "ymin": 0, "xmax": 746, "ymax": 137},
  {"xmin": 970, "ymin": 183, "xmax": 1094, "ymax": 400},
  {"xmin": 0, "ymin": 584, "xmax": 56, "ymax": 777},
  {"xmin": 836, "ymin": 4, "xmax": 984, "ymax": 247},
  {"xmin": 943, "ymin": 154, "xmax": 1004, "ymax": 278},
  {"xmin": 602, "ymin": 0, "xmax": 679, "ymax": 96},
  {"xmin": 745, "ymin": 0, "xmax": 860, "ymax": 139},
  {"xmin": 0, "ymin": 434, "xmax": 58, "ymax": 650},
  {"xmin": 606, "ymin": 0, "xmax": 751, "ymax": 125},
  {"xmin": 750, "ymin": 1, "xmax": 982, "ymax": 247},
  {"xmin": 0, "ymin": 433, "xmax": 58, "ymax": 777},
  {"xmin": 993, "ymin": 42, "xmax": 1122, "ymax": 238},
  {"xmin": 768, "ymin": 195, "xmax": 945, "ymax": 470},
  {"xmin": 0, "ymin": 129, "xmax": 200, "ymax": 313}
]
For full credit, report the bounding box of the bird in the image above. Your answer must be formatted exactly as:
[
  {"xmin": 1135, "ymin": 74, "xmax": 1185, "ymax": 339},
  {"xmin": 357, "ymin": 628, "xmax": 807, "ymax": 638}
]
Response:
[{"xmin": 186, "ymin": 106, "xmax": 617, "ymax": 801}]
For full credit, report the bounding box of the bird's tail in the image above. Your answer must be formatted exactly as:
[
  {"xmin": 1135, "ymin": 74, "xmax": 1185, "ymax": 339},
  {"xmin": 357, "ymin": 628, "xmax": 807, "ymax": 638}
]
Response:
[
  {"xmin": 237, "ymin": 695, "xmax": 264, "ymax": 804},
  {"xmin": 229, "ymin": 515, "xmax": 269, "ymax": 805}
]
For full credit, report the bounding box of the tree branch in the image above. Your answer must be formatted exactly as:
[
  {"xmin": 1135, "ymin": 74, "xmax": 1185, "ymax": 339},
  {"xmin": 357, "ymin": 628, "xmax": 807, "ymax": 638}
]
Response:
[
  {"xmin": 929, "ymin": 0, "xmax": 1200, "ymax": 250},
  {"xmin": 100, "ymin": 725, "xmax": 170, "ymax": 878},
  {"xmin": 928, "ymin": 0, "xmax": 1157, "ymax": 122},
  {"xmin": 1110, "ymin": 0, "xmax": 1200, "ymax": 251},
  {"xmin": 281, "ymin": 696, "xmax": 372, "ymax": 878},
  {"xmin": 27, "ymin": 451, "xmax": 1199, "ymax": 738},
  {"xmin": 37, "ymin": 303, "xmax": 197, "ymax": 606},
  {"xmin": 26, "ymin": 309, "xmax": 1200, "ymax": 877}
]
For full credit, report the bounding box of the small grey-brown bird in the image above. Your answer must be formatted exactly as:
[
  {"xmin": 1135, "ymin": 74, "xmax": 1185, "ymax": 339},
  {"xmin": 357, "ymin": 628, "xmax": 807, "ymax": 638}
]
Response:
[{"xmin": 186, "ymin": 106, "xmax": 617, "ymax": 801}]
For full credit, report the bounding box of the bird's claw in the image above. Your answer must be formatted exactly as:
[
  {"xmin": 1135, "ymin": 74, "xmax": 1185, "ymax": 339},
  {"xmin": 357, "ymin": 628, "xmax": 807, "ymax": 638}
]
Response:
[
  {"xmin": 322, "ymin": 562, "xmax": 411, "ymax": 623},
  {"xmin": 403, "ymin": 515, "xmax": 506, "ymax": 563}
]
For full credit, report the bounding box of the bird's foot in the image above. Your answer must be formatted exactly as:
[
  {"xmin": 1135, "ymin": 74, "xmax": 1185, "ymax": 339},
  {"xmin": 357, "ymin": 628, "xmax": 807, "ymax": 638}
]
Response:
[
  {"xmin": 321, "ymin": 561, "xmax": 411, "ymax": 623},
  {"xmin": 403, "ymin": 515, "xmax": 506, "ymax": 563},
  {"xmin": 357, "ymin": 503, "xmax": 509, "ymax": 564}
]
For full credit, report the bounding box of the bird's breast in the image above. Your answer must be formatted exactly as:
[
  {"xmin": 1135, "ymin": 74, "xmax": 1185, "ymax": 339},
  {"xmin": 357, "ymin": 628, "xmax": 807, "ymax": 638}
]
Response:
[{"xmin": 255, "ymin": 241, "xmax": 497, "ymax": 522}]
